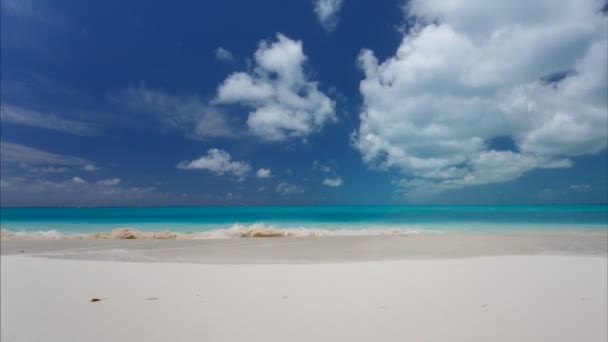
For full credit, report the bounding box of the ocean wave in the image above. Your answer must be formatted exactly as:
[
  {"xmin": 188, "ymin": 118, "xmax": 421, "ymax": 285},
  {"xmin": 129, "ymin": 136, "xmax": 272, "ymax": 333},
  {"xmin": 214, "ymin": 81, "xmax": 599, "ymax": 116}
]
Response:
[{"xmin": 0, "ymin": 223, "xmax": 425, "ymax": 240}]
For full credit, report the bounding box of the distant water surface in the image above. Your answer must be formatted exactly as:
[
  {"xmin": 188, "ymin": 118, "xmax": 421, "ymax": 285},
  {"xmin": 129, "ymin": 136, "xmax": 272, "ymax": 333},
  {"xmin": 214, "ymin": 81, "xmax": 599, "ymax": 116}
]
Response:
[{"xmin": 1, "ymin": 205, "xmax": 606, "ymax": 238}]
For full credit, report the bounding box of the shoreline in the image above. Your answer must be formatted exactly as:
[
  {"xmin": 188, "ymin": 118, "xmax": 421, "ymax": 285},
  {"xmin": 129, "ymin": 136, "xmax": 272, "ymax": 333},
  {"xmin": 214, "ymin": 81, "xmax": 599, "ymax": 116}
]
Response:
[
  {"xmin": 2, "ymin": 231, "xmax": 606, "ymax": 263},
  {"xmin": 1, "ymin": 224, "xmax": 607, "ymax": 240}
]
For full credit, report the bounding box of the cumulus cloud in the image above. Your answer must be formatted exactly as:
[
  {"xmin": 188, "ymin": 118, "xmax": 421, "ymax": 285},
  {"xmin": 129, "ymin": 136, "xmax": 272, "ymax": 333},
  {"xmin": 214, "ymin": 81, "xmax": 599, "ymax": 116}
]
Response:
[
  {"xmin": 275, "ymin": 182, "xmax": 304, "ymax": 195},
  {"xmin": 214, "ymin": 33, "xmax": 336, "ymax": 141},
  {"xmin": 0, "ymin": 104, "xmax": 98, "ymax": 136},
  {"xmin": 72, "ymin": 177, "xmax": 86, "ymax": 184},
  {"xmin": 113, "ymin": 85, "xmax": 234, "ymax": 139},
  {"xmin": 256, "ymin": 168, "xmax": 272, "ymax": 178},
  {"xmin": 322, "ymin": 177, "xmax": 343, "ymax": 187},
  {"xmin": 177, "ymin": 148, "xmax": 251, "ymax": 180},
  {"xmin": 354, "ymin": 0, "xmax": 607, "ymax": 195},
  {"xmin": 215, "ymin": 47, "xmax": 234, "ymax": 61},
  {"xmin": 313, "ymin": 0, "xmax": 344, "ymax": 32},
  {"xmin": 97, "ymin": 178, "xmax": 121, "ymax": 186}
]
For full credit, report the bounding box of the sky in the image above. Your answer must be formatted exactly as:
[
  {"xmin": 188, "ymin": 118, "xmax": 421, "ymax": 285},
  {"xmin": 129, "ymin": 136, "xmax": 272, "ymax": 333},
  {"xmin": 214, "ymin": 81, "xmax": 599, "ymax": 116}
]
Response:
[{"xmin": 1, "ymin": 0, "xmax": 607, "ymax": 206}]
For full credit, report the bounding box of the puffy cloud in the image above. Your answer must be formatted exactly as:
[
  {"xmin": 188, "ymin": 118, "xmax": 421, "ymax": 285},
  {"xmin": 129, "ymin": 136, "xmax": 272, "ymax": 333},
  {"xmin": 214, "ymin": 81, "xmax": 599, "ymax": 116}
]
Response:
[
  {"xmin": 72, "ymin": 177, "xmax": 86, "ymax": 184},
  {"xmin": 275, "ymin": 182, "xmax": 304, "ymax": 195},
  {"xmin": 215, "ymin": 47, "xmax": 234, "ymax": 61},
  {"xmin": 215, "ymin": 33, "xmax": 336, "ymax": 141},
  {"xmin": 314, "ymin": 160, "xmax": 343, "ymax": 187},
  {"xmin": 97, "ymin": 178, "xmax": 121, "ymax": 186},
  {"xmin": 256, "ymin": 168, "xmax": 272, "ymax": 178},
  {"xmin": 354, "ymin": 0, "xmax": 607, "ymax": 195},
  {"xmin": 1, "ymin": 142, "xmax": 90, "ymax": 166},
  {"xmin": 113, "ymin": 85, "xmax": 234, "ymax": 139},
  {"xmin": 322, "ymin": 177, "xmax": 343, "ymax": 187},
  {"xmin": 177, "ymin": 149, "xmax": 251, "ymax": 180},
  {"xmin": 313, "ymin": 0, "xmax": 343, "ymax": 32},
  {"xmin": 0, "ymin": 104, "xmax": 98, "ymax": 136}
]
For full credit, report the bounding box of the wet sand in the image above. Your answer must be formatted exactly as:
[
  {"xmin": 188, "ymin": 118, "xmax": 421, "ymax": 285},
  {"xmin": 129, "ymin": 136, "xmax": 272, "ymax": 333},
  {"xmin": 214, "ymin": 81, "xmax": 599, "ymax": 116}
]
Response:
[{"xmin": 2, "ymin": 231, "xmax": 606, "ymax": 263}]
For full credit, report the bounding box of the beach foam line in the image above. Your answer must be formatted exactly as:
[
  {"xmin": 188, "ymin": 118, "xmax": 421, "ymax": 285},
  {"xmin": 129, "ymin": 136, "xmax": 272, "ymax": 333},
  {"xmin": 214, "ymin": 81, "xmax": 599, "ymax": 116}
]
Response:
[{"xmin": 1, "ymin": 223, "xmax": 425, "ymax": 240}]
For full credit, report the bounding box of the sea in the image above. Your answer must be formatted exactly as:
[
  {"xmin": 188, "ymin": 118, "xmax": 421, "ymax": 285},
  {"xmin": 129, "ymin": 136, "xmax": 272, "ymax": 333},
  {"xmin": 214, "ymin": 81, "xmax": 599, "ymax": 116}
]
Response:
[{"xmin": 1, "ymin": 205, "xmax": 607, "ymax": 239}]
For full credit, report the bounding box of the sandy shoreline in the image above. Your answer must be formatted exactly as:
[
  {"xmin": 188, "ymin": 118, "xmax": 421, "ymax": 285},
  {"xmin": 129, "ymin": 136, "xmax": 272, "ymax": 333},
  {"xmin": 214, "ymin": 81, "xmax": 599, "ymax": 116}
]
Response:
[
  {"xmin": 2, "ymin": 232, "xmax": 607, "ymax": 263},
  {"xmin": 2, "ymin": 234, "xmax": 607, "ymax": 341}
]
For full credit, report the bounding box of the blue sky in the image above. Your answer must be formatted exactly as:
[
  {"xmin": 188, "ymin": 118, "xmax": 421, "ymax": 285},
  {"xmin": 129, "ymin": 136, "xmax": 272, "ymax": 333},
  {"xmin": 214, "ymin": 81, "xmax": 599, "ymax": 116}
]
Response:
[{"xmin": 1, "ymin": 0, "xmax": 607, "ymax": 206}]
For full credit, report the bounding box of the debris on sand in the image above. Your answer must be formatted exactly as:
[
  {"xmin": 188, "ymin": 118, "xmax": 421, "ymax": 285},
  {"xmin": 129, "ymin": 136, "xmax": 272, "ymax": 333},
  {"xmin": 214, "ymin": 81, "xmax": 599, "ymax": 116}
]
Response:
[
  {"xmin": 88, "ymin": 228, "xmax": 178, "ymax": 240},
  {"xmin": 240, "ymin": 227, "xmax": 288, "ymax": 238}
]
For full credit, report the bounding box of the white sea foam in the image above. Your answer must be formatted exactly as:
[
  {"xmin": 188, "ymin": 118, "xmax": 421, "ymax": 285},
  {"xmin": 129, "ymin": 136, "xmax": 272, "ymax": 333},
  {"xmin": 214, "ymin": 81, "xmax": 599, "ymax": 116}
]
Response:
[
  {"xmin": 0, "ymin": 223, "xmax": 427, "ymax": 240},
  {"xmin": 0, "ymin": 228, "xmax": 87, "ymax": 240}
]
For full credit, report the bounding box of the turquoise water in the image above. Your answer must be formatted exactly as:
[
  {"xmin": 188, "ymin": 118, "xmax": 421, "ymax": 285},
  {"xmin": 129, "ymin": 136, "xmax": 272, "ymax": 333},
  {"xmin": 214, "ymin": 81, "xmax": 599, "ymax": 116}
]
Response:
[{"xmin": 1, "ymin": 205, "xmax": 607, "ymax": 235}]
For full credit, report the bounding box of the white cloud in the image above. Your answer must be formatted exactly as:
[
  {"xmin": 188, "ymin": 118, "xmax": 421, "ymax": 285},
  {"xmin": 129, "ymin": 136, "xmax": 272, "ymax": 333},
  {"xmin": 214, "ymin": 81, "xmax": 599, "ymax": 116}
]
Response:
[
  {"xmin": 0, "ymin": 142, "xmax": 90, "ymax": 166},
  {"xmin": 177, "ymin": 148, "xmax": 251, "ymax": 180},
  {"xmin": 0, "ymin": 104, "xmax": 98, "ymax": 136},
  {"xmin": 113, "ymin": 85, "xmax": 234, "ymax": 139},
  {"xmin": 83, "ymin": 164, "xmax": 99, "ymax": 171},
  {"xmin": 275, "ymin": 182, "xmax": 304, "ymax": 195},
  {"xmin": 72, "ymin": 177, "xmax": 86, "ymax": 184},
  {"xmin": 97, "ymin": 178, "xmax": 121, "ymax": 186},
  {"xmin": 569, "ymin": 184, "xmax": 591, "ymax": 192},
  {"xmin": 215, "ymin": 47, "xmax": 234, "ymax": 61},
  {"xmin": 322, "ymin": 177, "xmax": 343, "ymax": 187},
  {"xmin": 314, "ymin": 0, "xmax": 344, "ymax": 32},
  {"xmin": 215, "ymin": 33, "xmax": 336, "ymax": 141},
  {"xmin": 314, "ymin": 160, "xmax": 343, "ymax": 187},
  {"xmin": 0, "ymin": 175, "xmax": 182, "ymax": 207},
  {"xmin": 0, "ymin": 143, "xmax": 144, "ymax": 205},
  {"xmin": 354, "ymin": 0, "xmax": 607, "ymax": 195},
  {"xmin": 312, "ymin": 160, "xmax": 332, "ymax": 173},
  {"xmin": 256, "ymin": 168, "xmax": 272, "ymax": 178}
]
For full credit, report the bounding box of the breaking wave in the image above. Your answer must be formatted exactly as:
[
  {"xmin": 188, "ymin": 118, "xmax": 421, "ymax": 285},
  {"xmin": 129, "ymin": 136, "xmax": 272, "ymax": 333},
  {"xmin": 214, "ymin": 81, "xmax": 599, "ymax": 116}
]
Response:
[{"xmin": 0, "ymin": 223, "xmax": 427, "ymax": 240}]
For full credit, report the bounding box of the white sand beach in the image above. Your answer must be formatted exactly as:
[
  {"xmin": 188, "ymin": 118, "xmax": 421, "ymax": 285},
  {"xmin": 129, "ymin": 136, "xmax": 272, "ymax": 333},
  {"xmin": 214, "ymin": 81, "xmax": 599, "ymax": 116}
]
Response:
[{"xmin": 1, "ymin": 235, "xmax": 607, "ymax": 342}]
